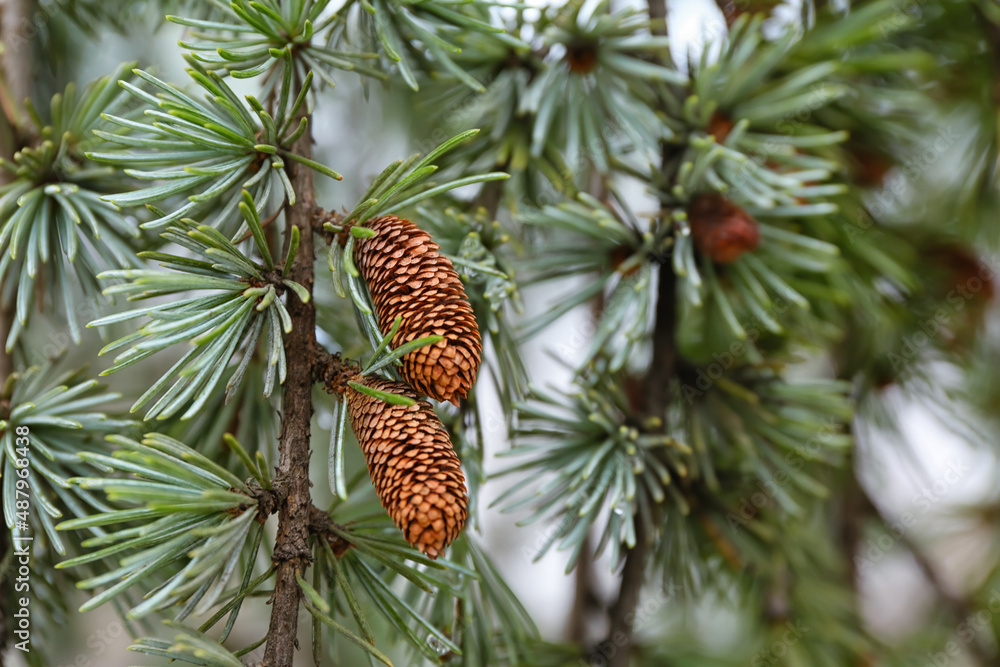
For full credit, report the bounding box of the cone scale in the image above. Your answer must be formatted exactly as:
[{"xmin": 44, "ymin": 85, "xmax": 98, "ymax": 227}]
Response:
[
  {"xmin": 355, "ymin": 215, "xmax": 482, "ymax": 406},
  {"xmin": 345, "ymin": 377, "xmax": 469, "ymax": 558}
]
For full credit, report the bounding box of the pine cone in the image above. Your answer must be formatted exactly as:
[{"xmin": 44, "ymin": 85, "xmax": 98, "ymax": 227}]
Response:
[
  {"xmin": 354, "ymin": 215, "xmax": 482, "ymax": 406},
  {"xmin": 346, "ymin": 376, "xmax": 468, "ymax": 558},
  {"xmin": 688, "ymin": 193, "xmax": 760, "ymax": 263}
]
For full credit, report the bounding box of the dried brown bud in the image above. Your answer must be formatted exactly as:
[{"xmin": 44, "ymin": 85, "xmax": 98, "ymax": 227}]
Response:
[
  {"xmin": 717, "ymin": 0, "xmax": 782, "ymax": 26},
  {"xmin": 687, "ymin": 193, "xmax": 761, "ymax": 263},
  {"xmin": 847, "ymin": 142, "xmax": 893, "ymax": 188},
  {"xmin": 346, "ymin": 377, "xmax": 468, "ymax": 558},
  {"xmin": 924, "ymin": 242, "xmax": 995, "ymax": 349},
  {"xmin": 354, "ymin": 215, "xmax": 482, "ymax": 406},
  {"xmin": 706, "ymin": 111, "xmax": 734, "ymax": 143},
  {"xmin": 565, "ymin": 39, "xmax": 599, "ymax": 74}
]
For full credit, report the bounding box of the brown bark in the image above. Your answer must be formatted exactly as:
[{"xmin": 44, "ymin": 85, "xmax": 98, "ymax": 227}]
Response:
[
  {"xmin": 568, "ymin": 532, "xmax": 597, "ymax": 644},
  {"xmin": 604, "ymin": 259, "xmax": 677, "ymax": 667},
  {"xmin": 261, "ymin": 124, "xmax": 318, "ymax": 666},
  {"xmin": 857, "ymin": 483, "xmax": 996, "ymax": 666},
  {"xmin": 601, "ymin": 3, "xmax": 680, "ymax": 665}
]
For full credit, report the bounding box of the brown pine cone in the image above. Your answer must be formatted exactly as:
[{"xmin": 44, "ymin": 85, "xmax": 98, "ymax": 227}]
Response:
[
  {"xmin": 354, "ymin": 215, "xmax": 482, "ymax": 406},
  {"xmin": 688, "ymin": 193, "xmax": 761, "ymax": 263},
  {"xmin": 346, "ymin": 376, "xmax": 468, "ymax": 558}
]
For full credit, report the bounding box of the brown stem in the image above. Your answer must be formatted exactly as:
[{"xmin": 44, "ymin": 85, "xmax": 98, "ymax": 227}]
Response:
[
  {"xmin": 640, "ymin": 258, "xmax": 678, "ymax": 420},
  {"xmin": 697, "ymin": 511, "xmax": 741, "ymax": 571},
  {"xmin": 566, "ymin": 143, "xmax": 618, "ymax": 651},
  {"xmin": 837, "ymin": 448, "xmax": 866, "ymax": 606},
  {"xmin": 568, "ymin": 533, "xmax": 597, "ymax": 645},
  {"xmin": 261, "ymin": 124, "xmax": 318, "ymax": 665},
  {"xmin": 715, "ymin": 0, "xmax": 780, "ymax": 25},
  {"xmin": 601, "ymin": 4, "xmax": 680, "ymax": 666},
  {"xmin": 604, "ymin": 527, "xmax": 650, "ymax": 667},
  {"xmin": 714, "ymin": 0, "xmax": 742, "ymax": 25},
  {"xmin": 604, "ymin": 261, "xmax": 676, "ymax": 667},
  {"xmin": 858, "ymin": 485, "xmax": 996, "ymax": 666},
  {"xmin": 647, "ymin": 0, "xmax": 666, "ymax": 29},
  {"xmin": 902, "ymin": 538, "xmax": 996, "ymax": 665},
  {"xmin": 476, "ymin": 179, "xmax": 504, "ymax": 221}
]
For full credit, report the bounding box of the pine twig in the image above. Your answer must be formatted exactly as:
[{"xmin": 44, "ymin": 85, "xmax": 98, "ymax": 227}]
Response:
[
  {"xmin": 601, "ymin": 4, "xmax": 681, "ymax": 665},
  {"xmin": 568, "ymin": 525, "xmax": 598, "ymax": 645},
  {"xmin": 900, "ymin": 538, "xmax": 996, "ymax": 663},
  {"xmin": 859, "ymin": 485, "xmax": 997, "ymax": 666},
  {"xmin": 603, "ymin": 259, "xmax": 677, "ymax": 667},
  {"xmin": 902, "ymin": 532, "xmax": 996, "ymax": 665},
  {"xmin": 837, "ymin": 445, "xmax": 867, "ymax": 613},
  {"xmin": 647, "ymin": 0, "xmax": 667, "ymax": 30},
  {"xmin": 261, "ymin": 110, "xmax": 319, "ymax": 667}
]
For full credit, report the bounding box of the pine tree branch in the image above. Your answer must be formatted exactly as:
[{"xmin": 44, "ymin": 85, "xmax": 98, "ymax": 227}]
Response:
[
  {"xmin": 569, "ymin": 503, "xmax": 600, "ymax": 646},
  {"xmin": 604, "ymin": 523, "xmax": 651, "ymax": 667},
  {"xmin": 639, "ymin": 257, "xmax": 679, "ymax": 420},
  {"xmin": 837, "ymin": 454, "xmax": 866, "ymax": 604},
  {"xmin": 476, "ymin": 179, "xmax": 504, "ymax": 220},
  {"xmin": 900, "ymin": 536, "xmax": 997, "ymax": 665},
  {"xmin": 568, "ymin": 154, "xmax": 615, "ymax": 651},
  {"xmin": 601, "ymin": 4, "xmax": 680, "ymax": 665},
  {"xmin": 603, "ymin": 260, "xmax": 677, "ymax": 667},
  {"xmin": 262, "ymin": 113, "xmax": 319, "ymax": 667},
  {"xmin": 647, "ymin": 0, "xmax": 666, "ymax": 29},
  {"xmin": 859, "ymin": 484, "xmax": 997, "ymax": 666}
]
